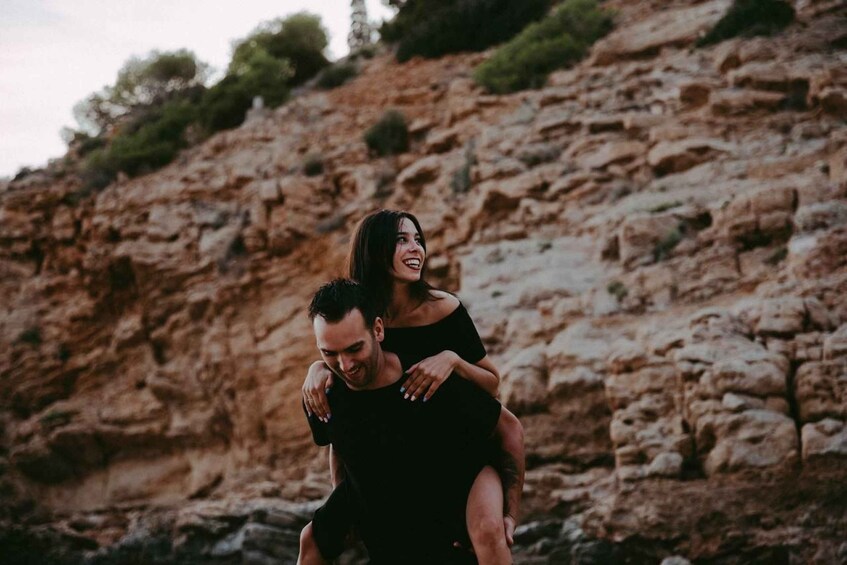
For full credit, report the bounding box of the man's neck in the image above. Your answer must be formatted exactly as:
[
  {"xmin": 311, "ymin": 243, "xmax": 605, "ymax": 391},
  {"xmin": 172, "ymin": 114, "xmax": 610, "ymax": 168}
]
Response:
[{"xmin": 354, "ymin": 350, "xmax": 403, "ymax": 391}]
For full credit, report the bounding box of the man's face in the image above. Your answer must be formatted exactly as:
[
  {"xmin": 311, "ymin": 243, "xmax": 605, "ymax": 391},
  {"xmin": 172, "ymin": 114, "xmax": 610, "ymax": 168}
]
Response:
[{"xmin": 313, "ymin": 309, "xmax": 384, "ymax": 390}]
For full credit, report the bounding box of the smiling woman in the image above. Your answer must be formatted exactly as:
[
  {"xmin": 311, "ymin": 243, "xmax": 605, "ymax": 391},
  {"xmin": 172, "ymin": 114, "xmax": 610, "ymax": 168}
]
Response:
[{"xmin": 0, "ymin": 0, "xmax": 393, "ymax": 178}]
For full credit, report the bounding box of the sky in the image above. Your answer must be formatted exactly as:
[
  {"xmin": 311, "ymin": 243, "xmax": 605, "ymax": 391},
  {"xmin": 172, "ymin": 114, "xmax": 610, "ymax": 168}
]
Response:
[{"xmin": 0, "ymin": 0, "xmax": 394, "ymax": 178}]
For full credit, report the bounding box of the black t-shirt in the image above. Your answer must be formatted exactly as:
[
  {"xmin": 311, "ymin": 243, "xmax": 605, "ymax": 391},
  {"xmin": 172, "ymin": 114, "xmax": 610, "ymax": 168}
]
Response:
[
  {"xmin": 382, "ymin": 302, "xmax": 487, "ymax": 370},
  {"xmin": 307, "ymin": 371, "xmax": 501, "ymax": 564}
]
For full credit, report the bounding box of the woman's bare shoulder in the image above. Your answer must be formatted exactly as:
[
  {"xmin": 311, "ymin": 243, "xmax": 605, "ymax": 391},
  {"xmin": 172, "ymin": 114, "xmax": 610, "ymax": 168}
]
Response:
[{"xmin": 428, "ymin": 290, "xmax": 460, "ymax": 318}]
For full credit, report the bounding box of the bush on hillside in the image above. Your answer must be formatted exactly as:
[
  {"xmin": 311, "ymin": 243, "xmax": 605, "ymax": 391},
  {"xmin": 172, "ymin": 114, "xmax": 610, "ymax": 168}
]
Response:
[
  {"xmin": 364, "ymin": 110, "xmax": 409, "ymax": 156},
  {"xmin": 385, "ymin": 0, "xmax": 551, "ymax": 63},
  {"xmin": 81, "ymin": 93, "xmax": 200, "ymax": 186},
  {"xmin": 316, "ymin": 62, "xmax": 358, "ymax": 89},
  {"xmin": 199, "ymin": 51, "xmax": 292, "ymax": 134},
  {"xmin": 302, "ymin": 153, "xmax": 324, "ymax": 176},
  {"xmin": 697, "ymin": 0, "xmax": 795, "ymax": 47},
  {"xmin": 379, "ymin": 0, "xmax": 454, "ymax": 43},
  {"xmin": 230, "ymin": 12, "xmax": 329, "ymax": 85},
  {"xmin": 72, "ymin": 49, "xmax": 208, "ymax": 137},
  {"xmin": 473, "ymin": 0, "xmax": 613, "ymax": 93},
  {"xmin": 66, "ymin": 13, "xmax": 328, "ymax": 188}
]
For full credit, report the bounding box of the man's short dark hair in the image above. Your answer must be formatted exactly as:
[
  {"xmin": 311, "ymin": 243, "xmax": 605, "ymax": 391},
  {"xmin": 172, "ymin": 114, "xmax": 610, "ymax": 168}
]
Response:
[{"xmin": 308, "ymin": 279, "xmax": 379, "ymax": 328}]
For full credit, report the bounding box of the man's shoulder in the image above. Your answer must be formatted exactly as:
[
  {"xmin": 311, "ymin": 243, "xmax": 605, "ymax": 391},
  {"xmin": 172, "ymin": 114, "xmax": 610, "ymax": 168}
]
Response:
[{"xmin": 434, "ymin": 373, "xmax": 496, "ymax": 405}]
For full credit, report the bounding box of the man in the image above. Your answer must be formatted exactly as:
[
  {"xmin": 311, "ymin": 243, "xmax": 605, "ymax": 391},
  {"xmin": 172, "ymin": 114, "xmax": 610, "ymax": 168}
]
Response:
[{"xmin": 297, "ymin": 279, "xmax": 524, "ymax": 565}]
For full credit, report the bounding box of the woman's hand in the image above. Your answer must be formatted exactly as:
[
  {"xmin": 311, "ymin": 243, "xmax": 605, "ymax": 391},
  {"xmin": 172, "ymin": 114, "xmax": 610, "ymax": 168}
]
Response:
[
  {"xmin": 302, "ymin": 361, "xmax": 334, "ymax": 421},
  {"xmin": 403, "ymin": 351, "xmax": 459, "ymax": 402},
  {"xmin": 503, "ymin": 515, "xmax": 516, "ymax": 547}
]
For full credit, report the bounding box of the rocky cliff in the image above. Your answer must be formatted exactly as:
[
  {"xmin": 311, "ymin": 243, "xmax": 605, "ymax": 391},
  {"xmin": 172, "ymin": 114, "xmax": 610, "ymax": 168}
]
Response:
[{"xmin": 2, "ymin": 0, "xmax": 846, "ymax": 563}]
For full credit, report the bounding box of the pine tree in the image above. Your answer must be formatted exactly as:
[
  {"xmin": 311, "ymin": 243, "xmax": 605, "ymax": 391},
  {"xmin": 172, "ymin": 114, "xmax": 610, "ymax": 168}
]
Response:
[{"xmin": 348, "ymin": 0, "xmax": 373, "ymax": 52}]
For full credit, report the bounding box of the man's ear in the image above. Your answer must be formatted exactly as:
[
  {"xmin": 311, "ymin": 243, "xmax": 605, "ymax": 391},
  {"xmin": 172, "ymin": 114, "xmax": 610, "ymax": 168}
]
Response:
[{"xmin": 373, "ymin": 316, "xmax": 384, "ymax": 343}]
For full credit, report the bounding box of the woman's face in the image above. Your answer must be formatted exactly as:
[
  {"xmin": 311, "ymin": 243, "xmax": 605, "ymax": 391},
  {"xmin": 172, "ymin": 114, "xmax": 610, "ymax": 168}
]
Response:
[{"xmin": 390, "ymin": 217, "xmax": 425, "ymax": 283}]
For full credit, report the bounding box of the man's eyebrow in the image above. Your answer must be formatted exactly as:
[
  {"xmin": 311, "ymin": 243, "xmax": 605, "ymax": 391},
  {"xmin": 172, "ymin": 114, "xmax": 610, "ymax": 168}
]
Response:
[{"xmin": 321, "ymin": 340, "xmax": 365, "ymax": 354}]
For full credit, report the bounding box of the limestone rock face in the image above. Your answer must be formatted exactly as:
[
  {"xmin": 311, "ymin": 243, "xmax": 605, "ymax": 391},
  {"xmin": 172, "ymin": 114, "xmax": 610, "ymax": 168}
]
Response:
[
  {"xmin": 2, "ymin": 1, "xmax": 847, "ymax": 563},
  {"xmin": 592, "ymin": 0, "xmax": 731, "ymax": 65}
]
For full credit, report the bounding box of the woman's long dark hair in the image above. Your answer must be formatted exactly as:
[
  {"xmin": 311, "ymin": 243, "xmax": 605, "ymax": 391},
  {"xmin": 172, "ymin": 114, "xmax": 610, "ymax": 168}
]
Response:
[{"xmin": 346, "ymin": 209, "xmax": 436, "ymax": 318}]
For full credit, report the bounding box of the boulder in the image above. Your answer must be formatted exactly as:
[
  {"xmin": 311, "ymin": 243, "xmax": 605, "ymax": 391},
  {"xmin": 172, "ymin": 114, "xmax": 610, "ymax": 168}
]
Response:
[
  {"xmin": 578, "ymin": 141, "xmax": 646, "ymax": 171},
  {"xmin": 710, "ymin": 90, "xmax": 786, "ymax": 115},
  {"xmin": 396, "ymin": 155, "xmax": 442, "ymax": 196},
  {"xmin": 500, "ymin": 345, "xmax": 549, "ymax": 415},
  {"xmin": 713, "ymin": 37, "xmax": 778, "ymax": 74},
  {"xmin": 617, "ymin": 213, "xmax": 679, "ymax": 266},
  {"xmin": 801, "ymin": 418, "xmax": 847, "ymax": 464},
  {"xmin": 756, "ymin": 297, "xmax": 808, "ymax": 336},
  {"xmin": 794, "ymin": 360, "xmax": 847, "ymax": 423},
  {"xmin": 647, "ymin": 139, "xmax": 732, "ymax": 176},
  {"xmin": 824, "ymin": 324, "xmax": 847, "ymax": 360},
  {"xmin": 698, "ymin": 410, "xmax": 799, "ymax": 475},
  {"xmin": 678, "ymin": 81, "xmax": 712, "ymax": 108},
  {"xmin": 728, "ymin": 61, "xmax": 811, "ymax": 93},
  {"xmin": 592, "ymin": 0, "xmax": 731, "ymax": 65},
  {"xmin": 424, "ymin": 127, "xmax": 460, "ymax": 154},
  {"xmin": 712, "ymin": 184, "xmax": 797, "ymax": 247}
]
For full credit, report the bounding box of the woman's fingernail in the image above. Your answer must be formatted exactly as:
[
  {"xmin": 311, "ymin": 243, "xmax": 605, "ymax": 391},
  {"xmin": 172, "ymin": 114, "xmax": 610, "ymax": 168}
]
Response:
[
  {"xmin": 423, "ymin": 397, "xmax": 428, "ymax": 403},
  {"xmin": 410, "ymin": 395, "xmax": 416, "ymax": 402},
  {"xmin": 404, "ymin": 393, "xmax": 409, "ymax": 400},
  {"xmin": 325, "ymin": 388, "xmax": 331, "ymax": 394},
  {"xmin": 400, "ymin": 387, "xmax": 406, "ymax": 393}
]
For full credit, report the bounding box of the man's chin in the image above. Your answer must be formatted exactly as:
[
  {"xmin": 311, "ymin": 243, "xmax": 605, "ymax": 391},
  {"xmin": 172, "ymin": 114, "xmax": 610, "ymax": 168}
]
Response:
[{"xmin": 337, "ymin": 372, "xmax": 366, "ymax": 389}]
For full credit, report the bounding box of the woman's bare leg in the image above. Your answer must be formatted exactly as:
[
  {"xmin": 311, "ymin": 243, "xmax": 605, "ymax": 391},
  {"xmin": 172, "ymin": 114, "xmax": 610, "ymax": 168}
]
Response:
[
  {"xmin": 466, "ymin": 465, "xmax": 512, "ymax": 565},
  {"xmin": 297, "ymin": 522, "xmax": 328, "ymax": 565}
]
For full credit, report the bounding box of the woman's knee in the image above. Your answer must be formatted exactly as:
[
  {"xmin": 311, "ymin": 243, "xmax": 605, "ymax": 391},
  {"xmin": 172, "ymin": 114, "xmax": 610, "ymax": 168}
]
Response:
[
  {"xmin": 468, "ymin": 514, "xmax": 507, "ymax": 547},
  {"xmin": 300, "ymin": 522, "xmax": 319, "ymax": 555}
]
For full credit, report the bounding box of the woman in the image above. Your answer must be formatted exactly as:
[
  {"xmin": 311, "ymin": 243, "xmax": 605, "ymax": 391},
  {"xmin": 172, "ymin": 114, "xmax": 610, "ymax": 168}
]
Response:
[{"xmin": 300, "ymin": 210, "xmax": 521, "ymax": 564}]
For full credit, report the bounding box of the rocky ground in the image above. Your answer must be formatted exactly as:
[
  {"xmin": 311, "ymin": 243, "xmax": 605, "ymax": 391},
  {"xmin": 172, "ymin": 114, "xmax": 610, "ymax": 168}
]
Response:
[{"xmin": 2, "ymin": 0, "xmax": 846, "ymax": 563}]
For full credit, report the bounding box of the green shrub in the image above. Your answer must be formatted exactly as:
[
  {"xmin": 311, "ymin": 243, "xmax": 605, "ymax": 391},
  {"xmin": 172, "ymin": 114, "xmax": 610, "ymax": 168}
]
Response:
[
  {"xmin": 80, "ymin": 149, "xmax": 116, "ymax": 190},
  {"xmin": 451, "ymin": 140, "xmax": 477, "ymax": 194},
  {"xmin": 230, "ymin": 12, "xmax": 329, "ymax": 86},
  {"xmin": 17, "ymin": 327, "xmax": 41, "ymax": 346},
  {"xmin": 57, "ymin": 344, "xmax": 72, "ymax": 363},
  {"xmin": 697, "ymin": 0, "xmax": 795, "ymax": 47},
  {"xmin": 72, "ymin": 49, "xmax": 208, "ymax": 138},
  {"xmin": 353, "ymin": 44, "xmax": 377, "ymax": 60},
  {"xmin": 388, "ymin": 0, "xmax": 551, "ymax": 63},
  {"xmin": 474, "ymin": 0, "xmax": 613, "ymax": 93},
  {"xmin": 380, "ymin": 0, "xmax": 456, "ymax": 43},
  {"xmin": 607, "ymin": 280, "xmax": 628, "ymax": 301},
  {"xmin": 78, "ymin": 90, "xmax": 204, "ymax": 187},
  {"xmin": 199, "ymin": 52, "xmax": 292, "ymax": 134},
  {"xmin": 737, "ymin": 225, "xmax": 792, "ymax": 251},
  {"xmin": 109, "ymin": 98, "xmax": 198, "ymax": 176},
  {"xmin": 364, "ymin": 110, "xmax": 409, "ymax": 156},
  {"xmin": 39, "ymin": 409, "xmax": 77, "ymax": 429},
  {"xmin": 653, "ymin": 226, "xmax": 683, "ymax": 262},
  {"xmin": 302, "ymin": 153, "xmax": 324, "ymax": 176},
  {"xmin": 316, "ymin": 62, "xmax": 358, "ymax": 89},
  {"xmin": 648, "ymin": 200, "xmax": 684, "ymax": 214},
  {"xmin": 765, "ymin": 246, "xmax": 788, "ymax": 266}
]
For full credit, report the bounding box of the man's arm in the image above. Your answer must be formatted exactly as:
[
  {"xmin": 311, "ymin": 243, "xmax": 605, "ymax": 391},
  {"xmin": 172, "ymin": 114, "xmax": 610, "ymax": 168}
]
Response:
[{"xmin": 492, "ymin": 406, "xmax": 524, "ymax": 534}]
